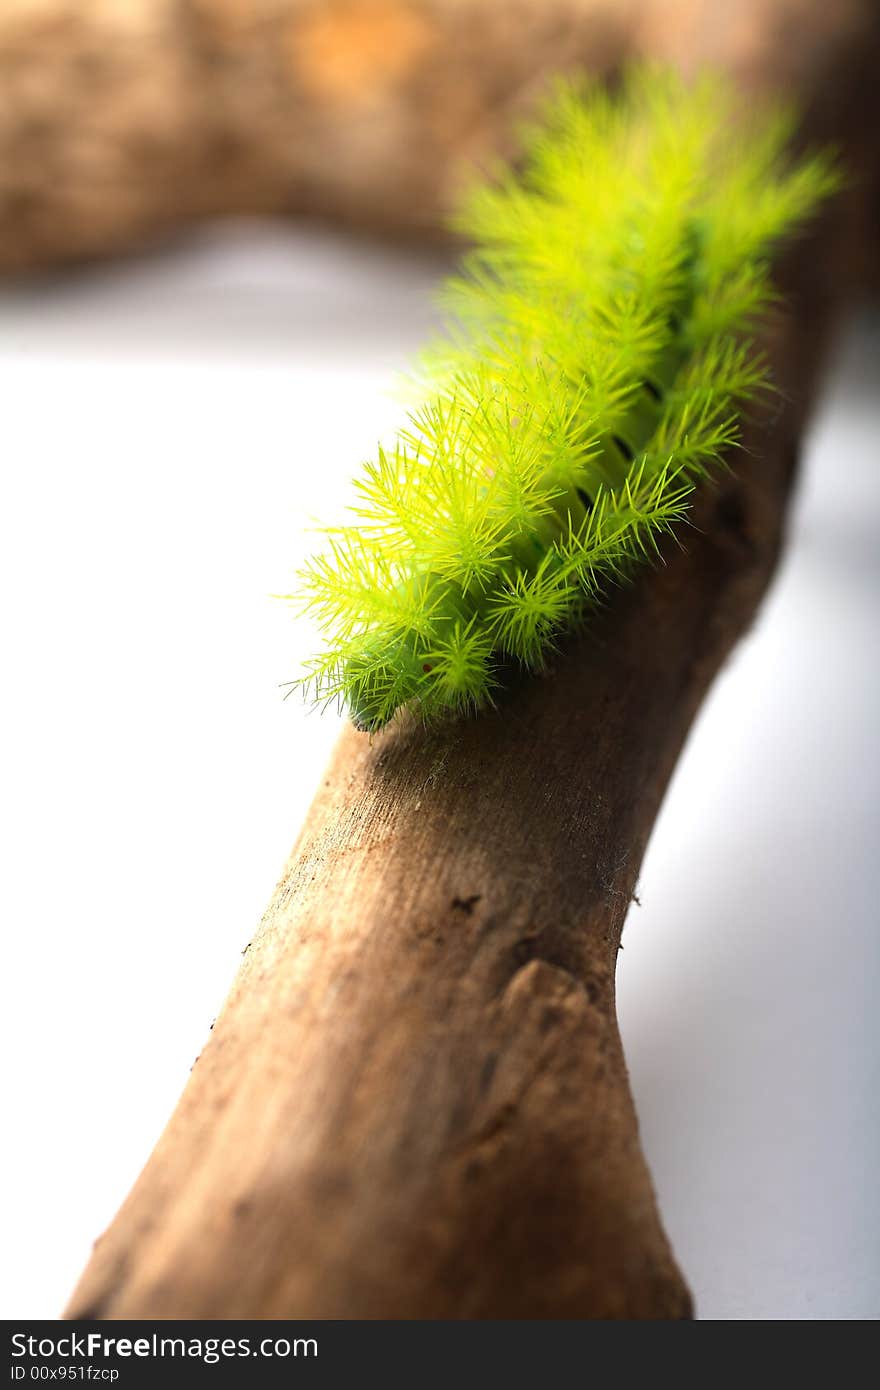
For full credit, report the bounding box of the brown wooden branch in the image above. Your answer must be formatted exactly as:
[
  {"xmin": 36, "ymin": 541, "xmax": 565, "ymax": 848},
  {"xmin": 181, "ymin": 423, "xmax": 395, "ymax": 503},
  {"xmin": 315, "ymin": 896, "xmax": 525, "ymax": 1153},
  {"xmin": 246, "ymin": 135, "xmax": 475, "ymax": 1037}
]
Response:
[
  {"xmin": 61, "ymin": 2, "xmax": 878, "ymax": 1323},
  {"xmin": 0, "ymin": 0, "xmax": 877, "ymax": 280},
  {"xmin": 65, "ymin": 194, "xmax": 873, "ymax": 1328}
]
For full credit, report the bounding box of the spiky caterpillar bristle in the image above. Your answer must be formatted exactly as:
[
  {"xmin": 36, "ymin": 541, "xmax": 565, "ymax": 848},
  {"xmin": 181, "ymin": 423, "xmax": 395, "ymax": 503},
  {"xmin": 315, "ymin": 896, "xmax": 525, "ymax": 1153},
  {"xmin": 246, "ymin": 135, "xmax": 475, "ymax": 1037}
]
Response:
[{"xmin": 293, "ymin": 67, "xmax": 838, "ymax": 732}]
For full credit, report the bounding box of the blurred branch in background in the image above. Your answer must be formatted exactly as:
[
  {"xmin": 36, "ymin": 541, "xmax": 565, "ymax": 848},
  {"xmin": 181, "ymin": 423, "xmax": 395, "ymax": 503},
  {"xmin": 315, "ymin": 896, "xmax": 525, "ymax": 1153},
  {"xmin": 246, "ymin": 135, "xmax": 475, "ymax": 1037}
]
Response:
[{"xmin": 0, "ymin": 0, "xmax": 877, "ymax": 278}]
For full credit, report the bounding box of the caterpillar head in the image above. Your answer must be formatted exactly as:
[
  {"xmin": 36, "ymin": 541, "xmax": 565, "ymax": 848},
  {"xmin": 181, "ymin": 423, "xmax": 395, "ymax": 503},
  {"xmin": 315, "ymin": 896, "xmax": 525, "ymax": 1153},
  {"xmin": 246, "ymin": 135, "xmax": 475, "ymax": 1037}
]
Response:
[
  {"xmin": 345, "ymin": 616, "xmax": 497, "ymax": 731},
  {"xmin": 343, "ymin": 638, "xmax": 422, "ymax": 732}
]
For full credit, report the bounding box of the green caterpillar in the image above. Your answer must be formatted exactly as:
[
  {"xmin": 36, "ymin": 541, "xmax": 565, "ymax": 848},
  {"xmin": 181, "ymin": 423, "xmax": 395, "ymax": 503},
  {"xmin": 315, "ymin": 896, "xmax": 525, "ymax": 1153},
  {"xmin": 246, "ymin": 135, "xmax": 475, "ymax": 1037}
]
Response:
[{"xmin": 294, "ymin": 67, "xmax": 837, "ymax": 732}]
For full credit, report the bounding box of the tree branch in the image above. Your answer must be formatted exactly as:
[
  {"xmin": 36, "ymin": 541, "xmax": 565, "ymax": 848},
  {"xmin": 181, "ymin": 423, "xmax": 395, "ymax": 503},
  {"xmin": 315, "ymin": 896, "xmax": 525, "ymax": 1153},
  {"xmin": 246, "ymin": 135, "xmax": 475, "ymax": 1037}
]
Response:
[
  {"xmin": 1, "ymin": 1, "xmax": 876, "ymax": 279},
  {"xmin": 62, "ymin": 0, "xmax": 878, "ymax": 1322}
]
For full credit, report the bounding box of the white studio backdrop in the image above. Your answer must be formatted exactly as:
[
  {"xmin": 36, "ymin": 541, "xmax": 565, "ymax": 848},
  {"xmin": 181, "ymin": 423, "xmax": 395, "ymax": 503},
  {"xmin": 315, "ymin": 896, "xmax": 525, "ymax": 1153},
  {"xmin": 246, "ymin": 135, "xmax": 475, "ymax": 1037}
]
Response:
[{"xmin": 0, "ymin": 224, "xmax": 877, "ymax": 1321}]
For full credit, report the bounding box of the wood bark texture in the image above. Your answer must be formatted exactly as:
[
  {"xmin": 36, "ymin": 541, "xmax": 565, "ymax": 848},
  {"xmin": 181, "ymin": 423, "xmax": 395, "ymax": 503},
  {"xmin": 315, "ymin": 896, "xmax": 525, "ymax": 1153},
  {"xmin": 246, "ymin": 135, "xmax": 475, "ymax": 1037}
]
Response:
[
  {"xmin": 0, "ymin": 0, "xmax": 877, "ymax": 275},
  {"xmin": 61, "ymin": 0, "xmax": 878, "ymax": 1323}
]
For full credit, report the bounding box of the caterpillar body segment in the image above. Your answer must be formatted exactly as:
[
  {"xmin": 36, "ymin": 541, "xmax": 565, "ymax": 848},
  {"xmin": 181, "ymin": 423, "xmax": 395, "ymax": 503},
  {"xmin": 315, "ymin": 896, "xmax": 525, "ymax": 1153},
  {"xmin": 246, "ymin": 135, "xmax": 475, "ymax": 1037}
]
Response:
[{"xmin": 295, "ymin": 68, "xmax": 838, "ymax": 731}]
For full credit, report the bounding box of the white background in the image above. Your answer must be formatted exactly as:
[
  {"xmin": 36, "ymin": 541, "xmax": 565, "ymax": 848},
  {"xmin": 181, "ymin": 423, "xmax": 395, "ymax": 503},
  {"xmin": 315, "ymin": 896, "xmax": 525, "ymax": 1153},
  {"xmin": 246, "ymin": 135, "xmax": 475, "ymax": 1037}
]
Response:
[{"xmin": 0, "ymin": 224, "xmax": 877, "ymax": 1320}]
